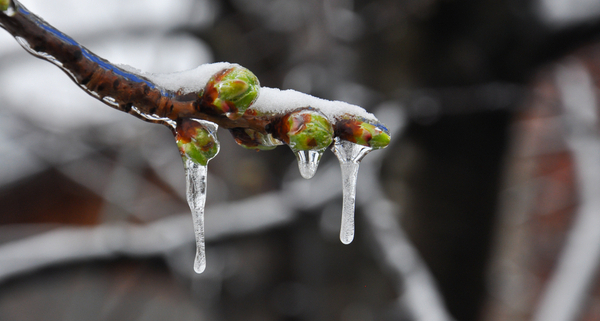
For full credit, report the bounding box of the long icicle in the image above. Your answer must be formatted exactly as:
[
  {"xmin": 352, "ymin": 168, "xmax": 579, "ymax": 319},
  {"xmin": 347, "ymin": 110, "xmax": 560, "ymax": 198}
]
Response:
[
  {"xmin": 176, "ymin": 119, "xmax": 220, "ymax": 273},
  {"xmin": 184, "ymin": 159, "xmax": 209, "ymax": 273},
  {"xmin": 331, "ymin": 138, "xmax": 372, "ymax": 244}
]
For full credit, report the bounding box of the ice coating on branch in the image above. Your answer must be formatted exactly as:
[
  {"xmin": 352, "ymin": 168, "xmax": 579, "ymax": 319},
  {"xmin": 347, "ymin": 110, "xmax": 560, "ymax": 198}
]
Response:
[
  {"xmin": 119, "ymin": 62, "xmax": 235, "ymax": 94},
  {"xmin": 331, "ymin": 137, "xmax": 373, "ymax": 244},
  {"xmin": 251, "ymin": 87, "xmax": 377, "ymax": 122}
]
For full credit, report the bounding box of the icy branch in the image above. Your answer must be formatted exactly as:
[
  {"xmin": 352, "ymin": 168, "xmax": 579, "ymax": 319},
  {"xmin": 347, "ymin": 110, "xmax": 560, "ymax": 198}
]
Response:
[{"xmin": 0, "ymin": 0, "xmax": 389, "ymax": 153}]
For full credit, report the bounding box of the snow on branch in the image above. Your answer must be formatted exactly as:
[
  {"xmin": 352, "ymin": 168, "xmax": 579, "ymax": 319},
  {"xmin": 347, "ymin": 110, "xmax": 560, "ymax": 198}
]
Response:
[{"xmin": 0, "ymin": 0, "xmax": 389, "ymax": 152}]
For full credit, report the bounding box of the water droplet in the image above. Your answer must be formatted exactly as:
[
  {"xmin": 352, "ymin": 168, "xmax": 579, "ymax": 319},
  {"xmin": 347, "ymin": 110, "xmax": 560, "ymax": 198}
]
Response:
[
  {"xmin": 294, "ymin": 149, "xmax": 324, "ymax": 179},
  {"xmin": 331, "ymin": 138, "xmax": 372, "ymax": 244}
]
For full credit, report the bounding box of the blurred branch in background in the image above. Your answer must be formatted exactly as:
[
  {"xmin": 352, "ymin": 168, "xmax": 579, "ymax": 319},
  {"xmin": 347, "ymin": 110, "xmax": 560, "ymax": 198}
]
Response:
[{"xmin": 532, "ymin": 59, "xmax": 600, "ymax": 321}]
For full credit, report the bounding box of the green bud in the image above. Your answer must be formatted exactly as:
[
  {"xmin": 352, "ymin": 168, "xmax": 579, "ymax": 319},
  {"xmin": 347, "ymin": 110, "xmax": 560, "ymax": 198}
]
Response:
[
  {"xmin": 285, "ymin": 109, "xmax": 334, "ymax": 151},
  {"xmin": 203, "ymin": 66, "xmax": 260, "ymax": 119},
  {"xmin": 335, "ymin": 118, "xmax": 390, "ymax": 149},
  {"xmin": 176, "ymin": 119, "xmax": 219, "ymax": 166},
  {"xmin": 0, "ymin": 0, "xmax": 10, "ymax": 11},
  {"xmin": 359, "ymin": 122, "xmax": 390, "ymax": 149}
]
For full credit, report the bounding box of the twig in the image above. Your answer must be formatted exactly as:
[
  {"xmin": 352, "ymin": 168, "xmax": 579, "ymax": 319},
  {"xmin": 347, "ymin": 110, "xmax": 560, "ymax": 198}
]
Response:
[{"xmin": 0, "ymin": 0, "xmax": 390, "ymax": 153}]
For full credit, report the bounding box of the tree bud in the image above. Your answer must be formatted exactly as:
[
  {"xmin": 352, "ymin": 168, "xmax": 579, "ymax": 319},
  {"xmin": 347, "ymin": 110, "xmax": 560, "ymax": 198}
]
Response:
[
  {"xmin": 176, "ymin": 118, "xmax": 219, "ymax": 166},
  {"xmin": 201, "ymin": 66, "xmax": 259, "ymax": 119}
]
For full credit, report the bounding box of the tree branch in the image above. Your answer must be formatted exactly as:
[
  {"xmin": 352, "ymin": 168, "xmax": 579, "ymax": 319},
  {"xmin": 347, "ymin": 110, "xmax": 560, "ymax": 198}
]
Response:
[{"xmin": 0, "ymin": 0, "xmax": 390, "ymax": 155}]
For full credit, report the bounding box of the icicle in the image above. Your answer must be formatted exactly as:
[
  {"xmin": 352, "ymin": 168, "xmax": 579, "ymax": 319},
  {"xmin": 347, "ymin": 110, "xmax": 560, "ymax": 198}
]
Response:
[
  {"xmin": 331, "ymin": 137, "xmax": 372, "ymax": 244},
  {"xmin": 184, "ymin": 158, "xmax": 209, "ymax": 273},
  {"xmin": 295, "ymin": 149, "xmax": 325, "ymax": 179},
  {"xmin": 176, "ymin": 119, "xmax": 219, "ymax": 273}
]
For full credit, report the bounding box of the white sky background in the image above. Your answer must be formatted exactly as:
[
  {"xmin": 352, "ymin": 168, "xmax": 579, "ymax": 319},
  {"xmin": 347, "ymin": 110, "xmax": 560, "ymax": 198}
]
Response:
[{"xmin": 0, "ymin": 0, "xmax": 214, "ymax": 130}]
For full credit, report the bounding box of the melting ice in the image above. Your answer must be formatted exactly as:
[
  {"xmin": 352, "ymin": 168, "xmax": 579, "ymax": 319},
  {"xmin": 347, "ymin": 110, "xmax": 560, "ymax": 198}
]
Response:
[
  {"xmin": 331, "ymin": 137, "xmax": 372, "ymax": 244},
  {"xmin": 295, "ymin": 149, "xmax": 325, "ymax": 179}
]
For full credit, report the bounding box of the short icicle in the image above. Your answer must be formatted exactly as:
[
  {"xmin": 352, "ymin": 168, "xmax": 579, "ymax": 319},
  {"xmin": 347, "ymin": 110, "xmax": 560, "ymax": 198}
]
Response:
[
  {"xmin": 295, "ymin": 149, "xmax": 325, "ymax": 179},
  {"xmin": 176, "ymin": 119, "xmax": 220, "ymax": 273},
  {"xmin": 331, "ymin": 137, "xmax": 372, "ymax": 244}
]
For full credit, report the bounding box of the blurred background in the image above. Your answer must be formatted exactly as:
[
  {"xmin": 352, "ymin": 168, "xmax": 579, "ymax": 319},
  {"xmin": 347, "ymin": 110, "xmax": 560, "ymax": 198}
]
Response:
[{"xmin": 2, "ymin": 0, "xmax": 600, "ymax": 320}]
